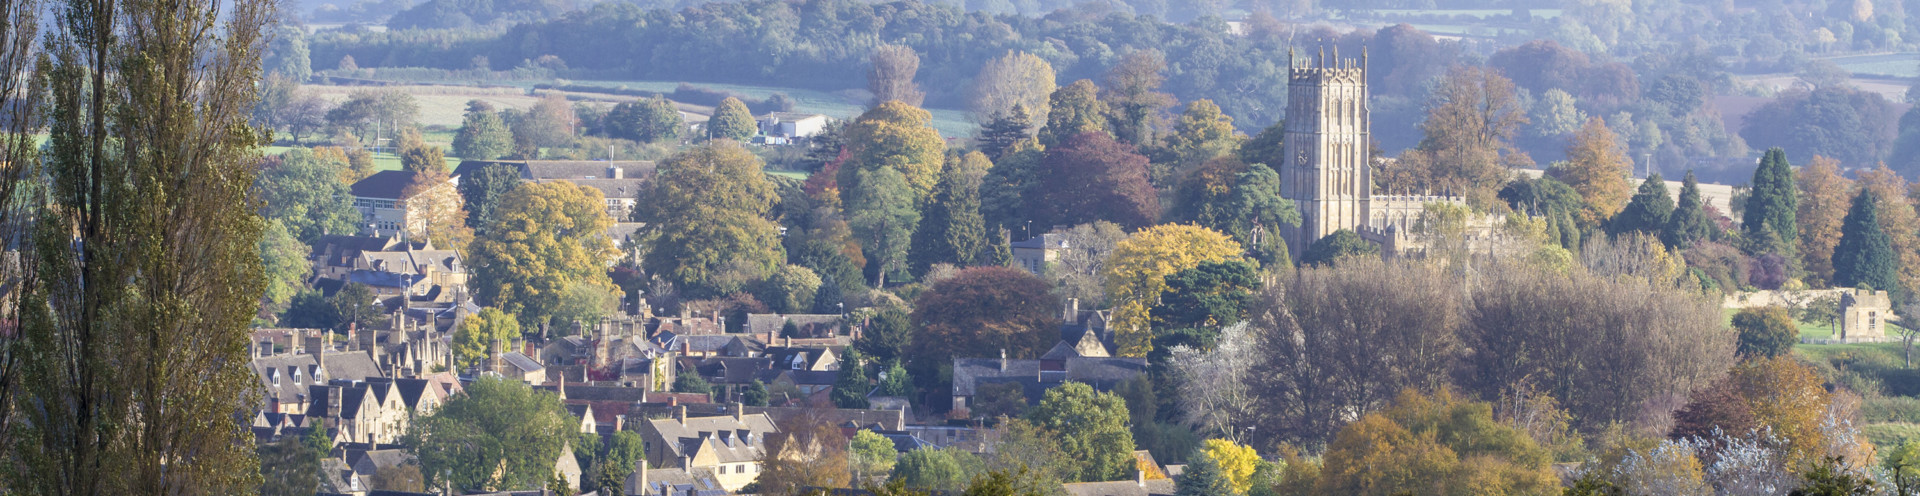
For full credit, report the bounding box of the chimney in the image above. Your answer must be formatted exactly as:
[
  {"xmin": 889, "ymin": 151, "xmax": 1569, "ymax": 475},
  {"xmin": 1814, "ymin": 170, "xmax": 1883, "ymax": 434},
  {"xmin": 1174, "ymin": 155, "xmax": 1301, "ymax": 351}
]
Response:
[
  {"xmin": 675, "ymin": 405, "xmax": 687, "ymax": 425},
  {"xmin": 733, "ymin": 402, "xmax": 744, "ymax": 422},
  {"xmin": 558, "ymin": 378, "xmax": 567, "ymax": 399},
  {"xmin": 615, "ymin": 414, "xmax": 626, "ymax": 432},
  {"xmin": 1065, "ymin": 298, "xmax": 1079, "ymax": 323},
  {"xmin": 669, "ymin": 396, "xmax": 679, "ymax": 407},
  {"xmin": 999, "ymin": 349, "xmax": 1007, "ymax": 372},
  {"xmin": 609, "ymin": 166, "xmax": 624, "ymax": 180},
  {"xmin": 1136, "ymin": 470, "xmax": 1145, "ymax": 487},
  {"xmin": 635, "ymin": 458, "xmax": 648, "ymax": 496}
]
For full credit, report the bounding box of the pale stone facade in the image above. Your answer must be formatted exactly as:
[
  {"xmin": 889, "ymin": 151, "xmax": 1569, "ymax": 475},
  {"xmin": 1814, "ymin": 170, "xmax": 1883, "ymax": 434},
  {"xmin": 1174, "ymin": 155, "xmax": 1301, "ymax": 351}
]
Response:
[{"xmin": 1841, "ymin": 289, "xmax": 1893, "ymax": 340}]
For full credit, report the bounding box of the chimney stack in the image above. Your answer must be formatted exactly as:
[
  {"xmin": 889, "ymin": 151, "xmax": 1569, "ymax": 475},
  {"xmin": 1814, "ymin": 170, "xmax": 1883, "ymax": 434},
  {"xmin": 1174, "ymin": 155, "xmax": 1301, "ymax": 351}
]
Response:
[
  {"xmin": 1065, "ymin": 298, "xmax": 1079, "ymax": 323},
  {"xmin": 676, "ymin": 405, "xmax": 688, "ymax": 425},
  {"xmin": 609, "ymin": 166, "xmax": 625, "ymax": 180},
  {"xmin": 734, "ymin": 402, "xmax": 744, "ymax": 422},
  {"xmin": 999, "ymin": 349, "xmax": 1007, "ymax": 372},
  {"xmin": 1136, "ymin": 470, "xmax": 1145, "ymax": 487}
]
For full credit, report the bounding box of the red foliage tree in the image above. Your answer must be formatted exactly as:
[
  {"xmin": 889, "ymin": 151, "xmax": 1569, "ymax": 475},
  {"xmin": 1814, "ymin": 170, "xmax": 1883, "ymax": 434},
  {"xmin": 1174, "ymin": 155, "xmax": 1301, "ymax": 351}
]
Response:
[
  {"xmin": 1032, "ymin": 132, "xmax": 1160, "ymax": 230},
  {"xmin": 910, "ymin": 266, "xmax": 1062, "ymax": 367}
]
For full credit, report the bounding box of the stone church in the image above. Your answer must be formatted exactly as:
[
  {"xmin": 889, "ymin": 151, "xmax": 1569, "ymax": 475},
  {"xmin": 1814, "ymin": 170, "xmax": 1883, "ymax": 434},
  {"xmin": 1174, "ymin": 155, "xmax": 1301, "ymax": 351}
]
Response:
[{"xmin": 1278, "ymin": 48, "xmax": 1485, "ymax": 256}]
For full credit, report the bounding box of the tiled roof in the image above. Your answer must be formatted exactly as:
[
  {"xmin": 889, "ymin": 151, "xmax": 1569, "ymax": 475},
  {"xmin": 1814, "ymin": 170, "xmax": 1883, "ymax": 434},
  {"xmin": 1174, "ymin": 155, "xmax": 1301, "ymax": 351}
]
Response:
[
  {"xmin": 744, "ymin": 313, "xmax": 843, "ymax": 338},
  {"xmin": 1061, "ymin": 479, "xmax": 1176, "ymax": 496},
  {"xmin": 645, "ymin": 411, "xmax": 779, "ymax": 464},
  {"xmin": 951, "ymin": 357, "xmax": 1146, "ymax": 399},
  {"xmin": 349, "ymin": 170, "xmax": 421, "ymax": 200},
  {"xmin": 502, "ymin": 352, "xmax": 543, "ymax": 374}
]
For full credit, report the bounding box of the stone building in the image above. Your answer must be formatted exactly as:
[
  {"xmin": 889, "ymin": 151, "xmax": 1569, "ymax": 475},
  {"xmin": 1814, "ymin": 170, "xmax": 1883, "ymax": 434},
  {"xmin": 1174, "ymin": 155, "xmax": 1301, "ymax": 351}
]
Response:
[
  {"xmin": 1841, "ymin": 288, "xmax": 1894, "ymax": 340},
  {"xmin": 1278, "ymin": 48, "xmax": 1492, "ymax": 255}
]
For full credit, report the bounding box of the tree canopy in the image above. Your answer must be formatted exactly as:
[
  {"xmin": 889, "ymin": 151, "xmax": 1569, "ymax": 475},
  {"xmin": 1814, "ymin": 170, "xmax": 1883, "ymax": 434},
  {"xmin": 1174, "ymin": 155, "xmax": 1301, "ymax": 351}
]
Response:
[
  {"xmin": 408, "ymin": 377, "xmax": 576, "ymax": 492},
  {"xmin": 1834, "ymin": 187, "xmax": 1900, "ymax": 291},
  {"xmin": 470, "ymin": 181, "xmax": 620, "ymax": 327},
  {"xmin": 634, "ymin": 141, "xmax": 785, "ymax": 298},
  {"xmin": 1104, "ymin": 225, "xmax": 1244, "ymax": 356}
]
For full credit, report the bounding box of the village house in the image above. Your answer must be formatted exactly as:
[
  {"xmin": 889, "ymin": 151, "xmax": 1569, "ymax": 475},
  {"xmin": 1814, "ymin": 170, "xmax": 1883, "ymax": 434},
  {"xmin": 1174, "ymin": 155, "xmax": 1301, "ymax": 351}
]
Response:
[
  {"xmin": 308, "ymin": 234, "xmax": 466, "ymax": 303},
  {"xmin": 640, "ymin": 405, "xmax": 779, "ymax": 492},
  {"xmin": 453, "ymin": 159, "xmax": 655, "ymax": 219}
]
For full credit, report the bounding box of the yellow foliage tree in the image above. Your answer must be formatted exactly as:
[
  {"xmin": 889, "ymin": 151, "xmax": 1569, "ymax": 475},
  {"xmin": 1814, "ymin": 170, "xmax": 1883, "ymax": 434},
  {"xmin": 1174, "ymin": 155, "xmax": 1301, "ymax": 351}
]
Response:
[
  {"xmin": 1201, "ymin": 439, "xmax": 1261, "ymax": 495},
  {"xmin": 470, "ymin": 181, "xmax": 620, "ymax": 327},
  {"xmin": 1558, "ymin": 117, "xmax": 1633, "ymax": 226},
  {"xmin": 1101, "ymin": 224, "xmax": 1243, "ymax": 356},
  {"xmin": 1857, "ymin": 165, "xmax": 1920, "ymax": 293},
  {"xmin": 1317, "ymin": 389, "xmax": 1560, "ymax": 496},
  {"xmin": 842, "ymin": 100, "xmax": 947, "ymax": 202},
  {"xmin": 1730, "ymin": 356, "xmax": 1854, "ymax": 468},
  {"xmin": 1797, "ymin": 156, "xmax": 1853, "ymax": 286}
]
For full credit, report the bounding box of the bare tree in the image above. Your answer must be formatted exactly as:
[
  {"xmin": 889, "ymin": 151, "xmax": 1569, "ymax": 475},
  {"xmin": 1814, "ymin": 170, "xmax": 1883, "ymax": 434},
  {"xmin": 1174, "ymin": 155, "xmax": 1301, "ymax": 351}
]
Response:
[
  {"xmin": 971, "ymin": 50, "xmax": 1056, "ymax": 127},
  {"xmin": 0, "ymin": 0, "xmax": 41, "ymax": 462},
  {"xmin": 1247, "ymin": 258, "xmax": 1462, "ymax": 448},
  {"xmin": 1170, "ymin": 321, "xmax": 1260, "ymax": 443},
  {"xmin": 868, "ymin": 44, "xmax": 924, "ymax": 107}
]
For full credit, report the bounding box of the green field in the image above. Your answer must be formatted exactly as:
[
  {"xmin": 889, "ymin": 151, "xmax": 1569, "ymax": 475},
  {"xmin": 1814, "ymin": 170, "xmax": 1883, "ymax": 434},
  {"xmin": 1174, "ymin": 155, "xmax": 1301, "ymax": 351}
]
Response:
[
  {"xmin": 1366, "ymin": 8, "xmax": 1561, "ymax": 18},
  {"xmin": 1829, "ymin": 52, "xmax": 1920, "ymax": 78},
  {"xmin": 1722, "ymin": 307, "xmax": 1846, "ymax": 340}
]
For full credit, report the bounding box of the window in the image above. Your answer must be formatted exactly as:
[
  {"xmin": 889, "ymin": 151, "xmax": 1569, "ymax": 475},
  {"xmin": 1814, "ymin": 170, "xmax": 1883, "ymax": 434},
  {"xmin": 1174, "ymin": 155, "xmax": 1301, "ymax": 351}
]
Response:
[{"xmin": 719, "ymin": 465, "xmax": 728, "ymax": 474}]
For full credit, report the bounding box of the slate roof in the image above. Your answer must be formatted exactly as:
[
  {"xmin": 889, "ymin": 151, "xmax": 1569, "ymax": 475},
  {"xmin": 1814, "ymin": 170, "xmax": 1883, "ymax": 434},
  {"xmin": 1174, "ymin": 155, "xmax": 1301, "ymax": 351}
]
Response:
[
  {"xmin": 628, "ymin": 465, "xmax": 725, "ymax": 496},
  {"xmin": 250, "ymin": 352, "xmax": 383, "ymax": 406},
  {"xmin": 752, "ymin": 407, "xmax": 904, "ymax": 432},
  {"xmin": 349, "ymin": 170, "xmax": 422, "ymax": 200},
  {"xmin": 951, "ymin": 357, "xmax": 1147, "ymax": 402},
  {"xmin": 646, "ymin": 411, "xmax": 779, "ymax": 464},
  {"xmin": 762, "ymin": 369, "xmax": 838, "ymax": 386},
  {"xmin": 763, "ymin": 346, "xmax": 835, "ymax": 371},
  {"xmin": 744, "ymin": 313, "xmax": 844, "ymax": 338},
  {"xmin": 350, "ymin": 449, "xmax": 413, "ymax": 477},
  {"xmin": 693, "ymin": 356, "xmax": 774, "ymax": 385},
  {"xmin": 502, "ymin": 352, "xmax": 543, "ymax": 374},
  {"xmin": 561, "ymin": 178, "xmax": 648, "ymax": 200},
  {"xmin": 521, "ymin": 160, "xmax": 656, "ymax": 181},
  {"xmin": 880, "ymin": 431, "xmax": 935, "ymax": 452}
]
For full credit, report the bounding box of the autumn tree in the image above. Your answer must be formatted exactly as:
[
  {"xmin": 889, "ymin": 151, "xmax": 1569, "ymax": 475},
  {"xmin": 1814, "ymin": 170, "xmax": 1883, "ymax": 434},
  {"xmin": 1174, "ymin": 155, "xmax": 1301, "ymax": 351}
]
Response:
[
  {"xmin": 1856, "ymin": 164, "xmax": 1920, "ymax": 292},
  {"xmin": 454, "ymin": 308, "xmax": 524, "ymax": 370},
  {"xmin": 1038, "ymin": 80, "xmax": 1110, "ymax": 146},
  {"xmin": 757, "ymin": 415, "xmax": 853, "ymax": 496},
  {"xmin": 1834, "ymin": 187, "xmax": 1901, "ymax": 291},
  {"xmin": 1102, "ymin": 49, "xmax": 1176, "ymax": 147},
  {"xmin": 7, "ymin": 0, "xmax": 275, "ymax": 490},
  {"xmin": 909, "ymin": 152, "xmax": 989, "ymax": 276},
  {"xmin": 634, "ymin": 142, "xmax": 785, "ymax": 297},
  {"xmin": 1034, "ymin": 132, "xmax": 1160, "ymax": 230},
  {"xmin": 1745, "ymin": 148, "xmax": 1799, "ymax": 248},
  {"xmin": 1665, "ymin": 170, "xmax": 1715, "ymax": 249},
  {"xmin": 1797, "ymin": 157, "xmax": 1854, "ymax": 285},
  {"xmin": 1457, "ymin": 260, "xmax": 1734, "ymax": 432},
  {"xmin": 471, "ymin": 181, "xmax": 619, "ymax": 327},
  {"xmin": 890, "ymin": 448, "xmax": 983, "ymax": 492},
  {"xmin": 911, "ymin": 267, "xmax": 1061, "ymax": 366},
  {"xmin": 1026, "ymin": 382, "xmax": 1137, "ymax": 482},
  {"xmin": 261, "ymin": 221, "xmax": 312, "ymax": 311},
  {"xmin": 841, "ymin": 100, "xmax": 947, "ymax": 202},
  {"xmin": 606, "ymin": 97, "xmax": 684, "ymax": 143},
  {"xmin": 1199, "ymin": 439, "xmax": 1261, "ymax": 495},
  {"xmin": 408, "ymin": 377, "xmax": 575, "ymax": 492},
  {"xmin": 1732, "ymin": 306, "xmax": 1798, "ymax": 359},
  {"xmin": 1104, "ymin": 225, "xmax": 1244, "ymax": 356},
  {"xmin": 1175, "ymin": 160, "xmax": 1300, "ymax": 266},
  {"xmin": 1389, "ymin": 65, "xmax": 1530, "ymax": 204},
  {"xmin": 972, "ymin": 51, "xmax": 1056, "ymax": 129},
  {"xmin": 869, "ymin": 44, "xmax": 925, "ymax": 107},
  {"xmin": 258, "ymin": 148, "xmax": 361, "ymax": 242},
  {"xmin": 454, "ymin": 100, "xmax": 513, "ymax": 160},
  {"xmin": 708, "ymin": 97, "xmax": 758, "ymax": 142},
  {"xmin": 1165, "ymin": 99, "xmax": 1240, "ymax": 176},
  {"xmin": 1558, "ymin": 117, "xmax": 1634, "ymax": 225},
  {"xmin": 1316, "ymin": 389, "xmax": 1560, "ymax": 495},
  {"xmin": 514, "ymin": 93, "xmax": 579, "ymax": 150},
  {"xmin": 1611, "ymin": 173, "xmax": 1673, "ymax": 236}
]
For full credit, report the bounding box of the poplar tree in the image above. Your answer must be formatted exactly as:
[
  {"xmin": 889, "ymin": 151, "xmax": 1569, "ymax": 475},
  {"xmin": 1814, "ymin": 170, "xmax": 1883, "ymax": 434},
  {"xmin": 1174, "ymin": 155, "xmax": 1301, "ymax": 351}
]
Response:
[
  {"xmin": 8, "ymin": 0, "xmax": 275, "ymax": 491},
  {"xmin": 1664, "ymin": 170, "xmax": 1714, "ymax": 248},
  {"xmin": 453, "ymin": 100, "xmax": 513, "ymax": 159},
  {"xmin": 1834, "ymin": 188, "xmax": 1901, "ymax": 291},
  {"xmin": 1745, "ymin": 147, "xmax": 1799, "ymax": 246}
]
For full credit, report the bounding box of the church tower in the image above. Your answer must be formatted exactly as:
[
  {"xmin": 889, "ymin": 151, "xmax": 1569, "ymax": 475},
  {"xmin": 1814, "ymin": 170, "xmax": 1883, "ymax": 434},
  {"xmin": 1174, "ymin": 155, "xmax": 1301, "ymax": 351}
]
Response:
[{"xmin": 1280, "ymin": 47, "xmax": 1371, "ymax": 256}]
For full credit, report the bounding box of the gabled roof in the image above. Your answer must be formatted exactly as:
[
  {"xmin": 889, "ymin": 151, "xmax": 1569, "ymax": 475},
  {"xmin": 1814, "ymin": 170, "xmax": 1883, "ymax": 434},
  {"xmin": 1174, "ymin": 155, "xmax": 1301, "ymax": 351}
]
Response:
[
  {"xmin": 1061, "ymin": 479, "xmax": 1176, "ymax": 496},
  {"xmin": 951, "ymin": 357, "xmax": 1147, "ymax": 399},
  {"xmin": 744, "ymin": 313, "xmax": 844, "ymax": 338},
  {"xmin": 556, "ymin": 178, "xmax": 647, "ymax": 200},
  {"xmin": 645, "ymin": 411, "xmax": 779, "ymax": 464}
]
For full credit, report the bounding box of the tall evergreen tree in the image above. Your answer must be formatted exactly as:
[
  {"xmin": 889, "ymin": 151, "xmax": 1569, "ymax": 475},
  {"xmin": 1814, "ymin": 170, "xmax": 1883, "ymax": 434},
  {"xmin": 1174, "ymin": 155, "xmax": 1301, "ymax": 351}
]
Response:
[
  {"xmin": 453, "ymin": 100, "xmax": 513, "ymax": 160},
  {"xmin": 832, "ymin": 348, "xmax": 873, "ymax": 409},
  {"xmin": 1610, "ymin": 173, "xmax": 1674, "ymax": 235},
  {"xmin": 459, "ymin": 163, "xmax": 523, "ymax": 232},
  {"xmin": 983, "ymin": 227, "xmax": 1015, "ymax": 267},
  {"xmin": 1834, "ymin": 188, "xmax": 1902, "ymax": 291},
  {"xmin": 976, "ymin": 105, "xmax": 1033, "ymax": 161},
  {"xmin": 1745, "ymin": 147, "xmax": 1799, "ymax": 245},
  {"xmin": 1664, "ymin": 170, "xmax": 1714, "ymax": 248},
  {"xmin": 849, "ymin": 166, "xmax": 922, "ymax": 288},
  {"xmin": 909, "ymin": 153, "xmax": 989, "ymax": 276}
]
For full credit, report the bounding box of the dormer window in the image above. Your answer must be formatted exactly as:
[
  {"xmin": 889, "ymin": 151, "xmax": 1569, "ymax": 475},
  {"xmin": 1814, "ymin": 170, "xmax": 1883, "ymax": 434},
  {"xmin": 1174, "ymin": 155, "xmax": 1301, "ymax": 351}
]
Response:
[
  {"xmin": 270, "ymin": 369, "xmax": 280, "ymax": 386},
  {"xmin": 293, "ymin": 366, "xmax": 303, "ymax": 383}
]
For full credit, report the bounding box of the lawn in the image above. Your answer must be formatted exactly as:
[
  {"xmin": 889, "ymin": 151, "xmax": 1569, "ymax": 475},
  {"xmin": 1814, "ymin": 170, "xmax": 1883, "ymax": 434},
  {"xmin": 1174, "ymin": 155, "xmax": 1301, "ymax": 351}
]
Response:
[
  {"xmin": 557, "ymin": 79, "xmax": 977, "ymax": 138},
  {"xmin": 1722, "ymin": 307, "xmax": 1844, "ymax": 340}
]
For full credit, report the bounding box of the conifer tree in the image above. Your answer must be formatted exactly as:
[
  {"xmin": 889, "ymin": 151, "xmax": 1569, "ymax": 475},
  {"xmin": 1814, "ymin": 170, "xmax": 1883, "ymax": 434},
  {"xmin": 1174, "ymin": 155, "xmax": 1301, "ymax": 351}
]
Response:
[
  {"xmin": 983, "ymin": 227, "xmax": 1015, "ymax": 267},
  {"xmin": 1664, "ymin": 170, "xmax": 1714, "ymax": 248},
  {"xmin": 909, "ymin": 153, "xmax": 990, "ymax": 276},
  {"xmin": 832, "ymin": 348, "xmax": 873, "ymax": 409},
  {"xmin": 1175, "ymin": 452, "xmax": 1233, "ymax": 496},
  {"xmin": 1745, "ymin": 147, "xmax": 1799, "ymax": 245},
  {"xmin": 1835, "ymin": 188, "xmax": 1901, "ymax": 291},
  {"xmin": 1610, "ymin": 173, "xmax": 1673, "ymax": 236},
  {"xmin": 976, "ymin": 105, "xmax": 1033, "ymax": 161}
]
